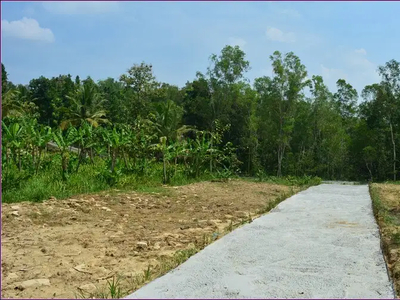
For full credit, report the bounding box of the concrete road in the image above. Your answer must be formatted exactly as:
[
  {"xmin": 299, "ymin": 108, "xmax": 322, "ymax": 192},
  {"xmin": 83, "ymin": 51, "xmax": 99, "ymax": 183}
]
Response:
[{"xmin": 126, "ymin": 184, "xmax": 395, "ymax": 299}]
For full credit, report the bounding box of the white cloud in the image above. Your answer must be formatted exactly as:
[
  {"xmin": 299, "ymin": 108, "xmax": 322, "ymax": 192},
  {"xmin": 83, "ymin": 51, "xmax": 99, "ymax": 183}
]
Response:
[
  {"xmin": 266, "ymin": 26, "xmax": 296, "ymax": 43},
  {"xmin": 318, "ymin": 48, "xmax": 380, "ymax": 96},
  {"xmin": 228, "ymin": 37, "xmax": 247, "ymax": 48},
  {"xmin": 1, "ymin": 17, "xmax": 54, "ymax": 42},
  {"xmin": 42, "ymin": 1, "xmax": 119, "ymax": 15},
  {"xmin": 347, "ymin": 48, "xmax": 379, "ymax": 82}
]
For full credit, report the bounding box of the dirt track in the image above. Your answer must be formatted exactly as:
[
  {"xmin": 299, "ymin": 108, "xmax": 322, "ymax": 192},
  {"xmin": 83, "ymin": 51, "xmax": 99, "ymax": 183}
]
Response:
[{"xmin": 1, "ymin": 180, "xmax": 294, "ymax": 299}]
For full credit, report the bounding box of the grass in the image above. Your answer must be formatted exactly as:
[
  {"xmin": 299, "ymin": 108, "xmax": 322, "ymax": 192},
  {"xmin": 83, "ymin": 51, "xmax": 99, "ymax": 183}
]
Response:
[
  {"xmin": 369, "ymin": 183, "xmax": 400, "ymax": 298},
  {"xmin": 242, "ymin": 174, "xmax": 322, "ymax": 187},
  {"xmin": 2, "ymin": 153, "xmax": 320, "ymax": 204},
  {"xmin": 2, "ymin": 157, "xmax": 215, "ymax": 203}
]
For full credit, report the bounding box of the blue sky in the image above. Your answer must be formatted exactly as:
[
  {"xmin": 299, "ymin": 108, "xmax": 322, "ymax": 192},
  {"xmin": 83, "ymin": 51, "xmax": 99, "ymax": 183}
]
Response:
[{"xmin": 1, "ymin": 1, "xmax": 400, "ymax": 96}]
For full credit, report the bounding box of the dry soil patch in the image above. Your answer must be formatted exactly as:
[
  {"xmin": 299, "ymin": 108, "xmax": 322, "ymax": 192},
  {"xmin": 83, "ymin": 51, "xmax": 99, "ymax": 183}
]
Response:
[
  {"xmin": 372, "ymin": 183, "xmax": 400, "ymax": 297},
  {"xmin": 1, "ymin": 180, "xmax": 296, "ymax": 299}
]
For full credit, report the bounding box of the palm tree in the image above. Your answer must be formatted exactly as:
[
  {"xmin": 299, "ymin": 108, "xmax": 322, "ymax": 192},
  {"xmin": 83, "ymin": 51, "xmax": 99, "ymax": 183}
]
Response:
[
  {"xmin": 60, "ymin": 83, "xmax": 108, "ymax": 130},
  {"xmin": 2, "ymin": 88, "xmax": 24, "ymax": 119},
  {"xmin": 154, "ymin": 100, "xmax": 194, "ymax": 142}
]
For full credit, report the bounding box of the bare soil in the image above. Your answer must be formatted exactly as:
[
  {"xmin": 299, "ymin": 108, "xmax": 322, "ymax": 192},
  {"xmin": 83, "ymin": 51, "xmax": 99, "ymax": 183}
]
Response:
[
  {"xmin": 372, "ymin": 183, "xmax": 400, "ymax": 297},
  {"xmin": 1, "ymin": 180, "xmax": 297, "ymax": 299}
]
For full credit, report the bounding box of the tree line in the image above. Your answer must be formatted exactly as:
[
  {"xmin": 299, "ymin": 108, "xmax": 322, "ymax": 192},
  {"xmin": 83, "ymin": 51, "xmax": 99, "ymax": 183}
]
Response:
[{"xmin": 2, "ymin": 45, "xmax": 400, "ymax": 185}]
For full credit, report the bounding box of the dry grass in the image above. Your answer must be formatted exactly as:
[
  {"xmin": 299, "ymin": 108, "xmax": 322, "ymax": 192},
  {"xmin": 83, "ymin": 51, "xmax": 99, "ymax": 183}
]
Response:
[{"xmin": 370, "ymin": 183, "xmax": 400, "ymax": 298}]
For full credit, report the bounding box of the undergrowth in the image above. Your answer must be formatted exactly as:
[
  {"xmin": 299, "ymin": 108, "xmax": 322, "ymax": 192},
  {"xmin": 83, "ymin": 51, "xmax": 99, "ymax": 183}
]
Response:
[{"xmin": 369, "ymin": 183, "xmax": 400, "ymax": 298}]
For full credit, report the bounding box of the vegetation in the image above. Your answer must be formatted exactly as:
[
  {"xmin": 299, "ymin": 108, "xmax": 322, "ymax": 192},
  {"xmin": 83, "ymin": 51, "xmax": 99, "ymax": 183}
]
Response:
[
  {"xmin": 369, "ymin": 183, "xmax": 400, "ymax": 297},
  {"xmin": 2, "ymin": 46, "xmax": 400, "ymax": 202}
]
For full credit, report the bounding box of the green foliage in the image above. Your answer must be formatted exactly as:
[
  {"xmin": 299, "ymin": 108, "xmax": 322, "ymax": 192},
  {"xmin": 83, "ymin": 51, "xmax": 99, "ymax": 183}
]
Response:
[{"xmin": 2, "ymin": 50, "xmax": 400, "ymax": 203}]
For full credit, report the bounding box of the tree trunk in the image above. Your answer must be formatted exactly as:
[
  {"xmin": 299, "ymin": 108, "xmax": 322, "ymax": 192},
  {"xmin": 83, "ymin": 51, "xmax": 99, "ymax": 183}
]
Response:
[
  {"xmin": 76, "ymin": 149, "xmax": 83, "ymax": 172},
  {"xmin": 123, "ymin": 151, "xmax": 128, "ymax": 168},
  {"xmin": 32, "ymin": 148, "xmax": 36, "ymax": 170},
  {"xmin": 277, "ymin": 144, "xmax": 285, "ymax": 177},
  {"xmin": 390, "ymin": 122, "xmax": 397, "ymax": 181},
  {"xmin": 163, "ymin": 153, "xmax": 167, "ymax": 184},
  {"xmin": 62, "ymin": 152, "xmax": 68, "ymax": 181},
  {"xmin": 90, "ymin": 148, "xmax": 94, "ymax": 164},
  {"xmin": 111, "ymin": 149, "xmax": 117, "ymax": 173},
  {"xmin": 36, "ymin": 149, "xmax": 42, "ymax": 174},
  {"xmin": 174, "ymin": 156, "xmax": 178, "ymax": 176},
  {"xmin": 248, "ymin": 147, "xmax": 251, "ymax": 175},
  {"xmin": 365, "ymin": 162, "xmax": 373, "ymax": 181},
  {"xmin": 18, "ymin": 149, "xmax": 22, "ymax": 171}
]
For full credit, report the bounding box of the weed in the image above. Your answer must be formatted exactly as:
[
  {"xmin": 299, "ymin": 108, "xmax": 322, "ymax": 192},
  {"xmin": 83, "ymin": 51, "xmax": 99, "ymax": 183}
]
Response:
[
  {"xmin": 392, "ymin": 232, "xmax": 400, "ymax": 245},
  {"xmin": 143, "ymin": 265, "xmax": 152, "ymax": 282}
]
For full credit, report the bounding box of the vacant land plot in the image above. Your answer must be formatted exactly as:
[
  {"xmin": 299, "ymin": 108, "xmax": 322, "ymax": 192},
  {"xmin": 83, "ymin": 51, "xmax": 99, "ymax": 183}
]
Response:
[
  {"xmin": 1, "ymin": 180, "xmax": 298, "ymax": 299},
  {"xmin": 371, "ymin": 183, "xmax": 400, "ymax": 297}
]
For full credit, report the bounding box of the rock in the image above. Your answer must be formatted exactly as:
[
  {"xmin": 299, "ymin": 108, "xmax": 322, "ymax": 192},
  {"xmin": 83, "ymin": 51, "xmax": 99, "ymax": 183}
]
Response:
[
  {"xmin": 207, "ymin": 220, "xmax": 218, "ymax": 227},
  {"xmin": 136, "ymin": 241, "xmax": 148, "ymax": 249},
  {"xmin": 153, "ymin": 242, "xmax": 161, "ymax": 250},
  {"xmin": 73, "ymin": 264, "xmax": 91, "ymax": 273},
  {"xmin": 49, "ymin": 196, "xmax": 57, "ymax": 200},
  {"xmin": 132, "ymin": 251, "xmax": 139, "ymax": 256},
  {"xmin": 17, "ymin": 279, "xmax": 50, "ymax": 289},
  {"xmin": 101, "ymin": 207, "xmax": 112, "ymax": 212},
  {"xmin": 6, "ymin": 273, "xmax": 19, "ymax": 281},
  {"xmin": 11, "ymin": 205, "xmax": 20, "ymax": 210},
  {"xmin": 10, "ymin": 211, "xmax": 20, "ymax": 217},
  {"xmin": 180, "ymin": 225, "xmax": 190, "ymax": 230},
  {"xmin": 194, "ymin": 194, "xmax": 199, "ymax": 198},
  {"xmin": 236, "ymin": 211, "xmax": 248, "ymax": 218},
  {"xmin": 224, "ymin": 214, "xmax": 234, "ymax": 219},
  {"xmin": 78, "ymin": 283, "xmax": 97, "ymax": 294}
]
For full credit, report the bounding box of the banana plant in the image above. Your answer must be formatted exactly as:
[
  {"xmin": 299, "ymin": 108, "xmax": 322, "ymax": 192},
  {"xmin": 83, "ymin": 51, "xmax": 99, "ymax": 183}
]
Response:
[
  {"xmin": 31, "ymin": 124, "xmax": 52, "ymax": 174},
  {"xmin": 151, "ymin": 136, "xmax": 174, "ymax": 184},
  {"xmin": 53, "ymin": 127, "xmax": 79, "ymax": 180},
  {"xmin": 188, "ymin": 131, "xmax": 211, "ymax": 178},
  {"xmin": 2, "ymin": 121, "xmax": 25, "ymax": 171},
  {"xmin": 75, "ymin": 122, "xmax": 96, "ymax": 171},
  {"xmin": 101, "ymin": 125, "xmax": 129, "ymax": 173}
]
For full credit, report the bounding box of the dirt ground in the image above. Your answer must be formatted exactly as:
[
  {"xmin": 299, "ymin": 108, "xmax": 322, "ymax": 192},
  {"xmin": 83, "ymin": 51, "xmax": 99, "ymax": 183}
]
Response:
[
  {"xmin": 372, "ymin": 183, "xmax": 400, "ymax": 297},
  {"xmin": 1, "ymin": 180, "xmax": 297, "ymax": 299}
]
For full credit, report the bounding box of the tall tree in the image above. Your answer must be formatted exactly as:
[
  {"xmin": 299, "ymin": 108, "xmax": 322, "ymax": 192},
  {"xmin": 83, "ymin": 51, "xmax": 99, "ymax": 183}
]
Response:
[
  {"xmin": 2, "ymin": 63, "xmax": 8, "ymax": 93},
  {"xmin": 61, "ymin": 80, "xmax": 108, "ymax": 129},
  {"xmin": 119, "ymin": 62, "xmax": 159, "ymax": 122},
  {"xmin": 256, "ymin": 51, "xmax": 308, "ymax": 176}
]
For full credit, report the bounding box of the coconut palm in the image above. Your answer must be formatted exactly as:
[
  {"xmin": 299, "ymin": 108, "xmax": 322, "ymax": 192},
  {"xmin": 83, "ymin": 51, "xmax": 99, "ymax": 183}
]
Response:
[
  {"xmin": 60, "ymin": 83, "xmax": 108, "ymax": 130},
  {"xmin": 2, "ymin": 88, "xmax": 24, "ymax": 119}
]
